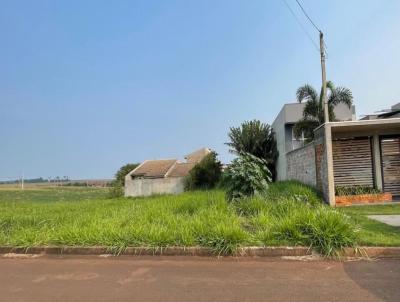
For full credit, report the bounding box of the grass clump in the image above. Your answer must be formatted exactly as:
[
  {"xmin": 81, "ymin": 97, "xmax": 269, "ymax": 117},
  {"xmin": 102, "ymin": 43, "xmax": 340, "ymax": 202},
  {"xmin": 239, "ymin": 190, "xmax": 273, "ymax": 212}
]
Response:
[{"xmin": 235, "ymin": 195, "xmax": 358, "ymax": 256}]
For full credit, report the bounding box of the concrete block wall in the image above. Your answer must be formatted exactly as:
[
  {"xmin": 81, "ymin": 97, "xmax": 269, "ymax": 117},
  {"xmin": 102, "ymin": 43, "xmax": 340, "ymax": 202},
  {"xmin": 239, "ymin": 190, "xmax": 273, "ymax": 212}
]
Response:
[
  {"xmin": 286, "ymin": 143, "xmax": 316, "ymax": 187},
  {"xmin": 125, "ymin": 177, "xmax": 185, "ymax": 197}
]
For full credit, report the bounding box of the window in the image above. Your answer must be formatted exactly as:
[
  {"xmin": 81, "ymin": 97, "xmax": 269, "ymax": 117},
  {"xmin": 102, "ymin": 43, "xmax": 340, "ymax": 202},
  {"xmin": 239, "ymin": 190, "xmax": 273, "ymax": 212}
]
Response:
[{"xmin": 291, "ymin": 127, "xmax": 308, "ymax": 151}]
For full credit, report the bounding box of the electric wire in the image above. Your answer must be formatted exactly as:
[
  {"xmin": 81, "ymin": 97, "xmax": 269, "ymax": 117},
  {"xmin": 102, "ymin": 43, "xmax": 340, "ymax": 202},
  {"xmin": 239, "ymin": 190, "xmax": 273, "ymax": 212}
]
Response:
[
  {"xmin": 281, "ymin": 0, "xmax": 320, "ymax": 52},
  {"xmin": 294, "ymin": 0, "xmax": 321, "ymax": 33}
]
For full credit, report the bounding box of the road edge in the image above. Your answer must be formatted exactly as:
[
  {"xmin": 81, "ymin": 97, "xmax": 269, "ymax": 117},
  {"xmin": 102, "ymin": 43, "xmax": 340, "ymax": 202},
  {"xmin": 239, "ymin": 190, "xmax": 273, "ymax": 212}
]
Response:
[{"xmin": 0, "ymin": 246, "xmax": 399, "ymax": 258}]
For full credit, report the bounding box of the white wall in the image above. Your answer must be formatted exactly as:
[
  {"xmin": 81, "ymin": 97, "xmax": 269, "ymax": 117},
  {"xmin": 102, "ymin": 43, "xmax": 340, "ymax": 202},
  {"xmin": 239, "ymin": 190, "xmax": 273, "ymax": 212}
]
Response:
[{"xmin": 125, "ymin": 177, "xmax": 185, "ymax": 197}]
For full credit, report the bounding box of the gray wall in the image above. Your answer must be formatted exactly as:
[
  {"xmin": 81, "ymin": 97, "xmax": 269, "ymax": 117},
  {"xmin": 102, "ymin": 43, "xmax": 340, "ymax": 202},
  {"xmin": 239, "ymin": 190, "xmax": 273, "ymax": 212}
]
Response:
[
  {"xmin": 286, "ymin": 143, "xmax": 316, "ymax": 187},
  {"xmin": 125, "ymin": 177, "xmax": 185, "ymax": 197}
]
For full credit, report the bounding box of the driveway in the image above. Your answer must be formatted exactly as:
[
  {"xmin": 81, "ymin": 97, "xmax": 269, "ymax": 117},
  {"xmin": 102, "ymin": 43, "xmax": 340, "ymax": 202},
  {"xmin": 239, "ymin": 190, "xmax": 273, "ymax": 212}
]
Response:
[{"xmin": 1, "ymin": 255, "xmax": 399, "ymax": 302}]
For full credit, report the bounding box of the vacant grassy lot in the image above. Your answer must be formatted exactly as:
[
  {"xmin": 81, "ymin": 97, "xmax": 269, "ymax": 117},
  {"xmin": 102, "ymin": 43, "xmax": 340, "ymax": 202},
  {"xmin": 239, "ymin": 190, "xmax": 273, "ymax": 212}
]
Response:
[{"xmin": 0, "ymin": 183, "xmax": 399, "ymax": 255}]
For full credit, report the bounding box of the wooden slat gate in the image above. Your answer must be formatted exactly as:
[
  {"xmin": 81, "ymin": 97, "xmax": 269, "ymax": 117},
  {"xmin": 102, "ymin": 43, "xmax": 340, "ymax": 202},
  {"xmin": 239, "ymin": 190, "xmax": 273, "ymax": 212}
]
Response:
[
  {"xmin": 332, "ymin": 138, "xmax": 374, "ymax": 187},
  {"xmin": 380, "ymin": 137, "xmax": 400, "ymax": 198}
]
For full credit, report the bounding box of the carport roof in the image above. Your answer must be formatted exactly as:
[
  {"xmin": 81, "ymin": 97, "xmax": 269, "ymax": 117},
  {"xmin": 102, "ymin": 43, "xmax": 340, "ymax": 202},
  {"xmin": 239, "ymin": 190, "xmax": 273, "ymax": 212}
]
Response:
[
  {"xmin": 313, "ymin": 118, "xmax": 400, "ymax": 136},
  {"xmin": 329, "ymin": 118, "xmax": 400, "ymax": 135}
]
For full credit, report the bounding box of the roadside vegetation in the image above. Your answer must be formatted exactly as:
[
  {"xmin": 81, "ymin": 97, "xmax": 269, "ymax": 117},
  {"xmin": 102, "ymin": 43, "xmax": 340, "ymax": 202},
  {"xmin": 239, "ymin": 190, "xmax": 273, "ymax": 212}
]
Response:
[{"xmin": 0, "ymin": 181, "xmax": 363, "ymax": 256}]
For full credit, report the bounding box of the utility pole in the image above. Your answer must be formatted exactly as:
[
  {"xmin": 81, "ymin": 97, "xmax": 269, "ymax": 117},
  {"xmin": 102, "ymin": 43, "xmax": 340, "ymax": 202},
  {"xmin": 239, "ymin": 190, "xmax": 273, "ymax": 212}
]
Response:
[
  {"xmin": 319, "ymin": 31, "xmax": 329, "ymax": 123},
  {"xmin": 21, "ymin": 172, "xmax": 24, "ymax": 190}
]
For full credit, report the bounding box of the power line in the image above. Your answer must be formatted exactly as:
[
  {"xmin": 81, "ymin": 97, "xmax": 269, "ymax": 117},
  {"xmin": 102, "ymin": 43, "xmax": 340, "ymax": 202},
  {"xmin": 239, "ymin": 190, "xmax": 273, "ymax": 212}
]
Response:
[
  {"xmin": 294, "ymin": 0, "xmax": 321, "ymax": 33},
  {"xmin": 294, "ymin": 0, "xmax": 329, "ymax": 55},
  {"xmin": 281, "ymin": 0, "xmax": 320, "ymax": 52}
]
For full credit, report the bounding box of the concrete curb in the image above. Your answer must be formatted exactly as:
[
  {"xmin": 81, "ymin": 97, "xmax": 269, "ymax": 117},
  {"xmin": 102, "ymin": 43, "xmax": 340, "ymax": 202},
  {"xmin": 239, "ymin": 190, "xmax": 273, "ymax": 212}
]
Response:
[
  {"xmin": 0, "ymin": 246, "xmax": 311, "ymax": 257},
  {"xmin": 0, "ymin": 246, "xmax": 399, "ymax": 258},
  {"xmin": 342, "ymin": 247, "xmax": 400, "ymax": 258}
]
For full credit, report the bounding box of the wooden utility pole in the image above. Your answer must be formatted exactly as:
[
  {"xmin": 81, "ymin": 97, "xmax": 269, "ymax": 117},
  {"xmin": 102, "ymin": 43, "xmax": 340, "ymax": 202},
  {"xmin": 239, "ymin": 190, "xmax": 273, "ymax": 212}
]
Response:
[{"xmin": 319, "ymin": 31, "xmax": 329, "ymax": 123}]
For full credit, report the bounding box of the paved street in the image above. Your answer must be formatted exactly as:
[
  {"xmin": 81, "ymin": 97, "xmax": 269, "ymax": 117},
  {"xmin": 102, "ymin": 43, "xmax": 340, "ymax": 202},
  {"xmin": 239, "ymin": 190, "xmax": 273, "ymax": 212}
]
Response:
[{"xmin": 1, "ymin": 255, "xmax": 399, "ymax": 302}]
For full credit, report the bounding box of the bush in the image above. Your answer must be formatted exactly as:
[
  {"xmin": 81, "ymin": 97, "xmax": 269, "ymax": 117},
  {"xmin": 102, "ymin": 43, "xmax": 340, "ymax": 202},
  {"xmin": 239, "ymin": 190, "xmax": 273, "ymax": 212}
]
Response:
[
  {"xmin": 108, "ymin": 163, "xmax": 139, "ymax": 198},
  {"xmin": 226, "ymin": 120, "xmax": 278, "ymax": 180},
  {"xmin": 185, "ymin": 152, "xmax": 222, "ymax": 190},
  {"xmin": 224, "ymin": 152, "xmax": 272, "ymax": 201},
  {"xmin": 335, "ymin": 186, "xmax": 380, "ymax": 196}
]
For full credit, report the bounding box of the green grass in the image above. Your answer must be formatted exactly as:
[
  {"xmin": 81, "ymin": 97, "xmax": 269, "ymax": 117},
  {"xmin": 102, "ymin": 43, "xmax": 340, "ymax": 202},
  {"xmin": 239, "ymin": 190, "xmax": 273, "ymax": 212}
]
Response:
[
  {"xmin": 0, "ymin": 186, "xmax": 108, "ymax": 203},
  {"xmin": 340, "ymin": 204, "xmax": 400, "ymax": 247},
  {"xmin": 0, "ymin": 182, "xmax": 397, "ymax": 255}
]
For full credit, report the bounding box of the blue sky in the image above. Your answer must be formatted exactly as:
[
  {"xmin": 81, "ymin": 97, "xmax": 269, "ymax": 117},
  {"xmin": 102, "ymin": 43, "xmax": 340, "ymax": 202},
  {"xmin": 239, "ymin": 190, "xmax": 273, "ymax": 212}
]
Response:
[{"xmin": 1, "ymin": 0, "xmax": 400, "ymax": 179}]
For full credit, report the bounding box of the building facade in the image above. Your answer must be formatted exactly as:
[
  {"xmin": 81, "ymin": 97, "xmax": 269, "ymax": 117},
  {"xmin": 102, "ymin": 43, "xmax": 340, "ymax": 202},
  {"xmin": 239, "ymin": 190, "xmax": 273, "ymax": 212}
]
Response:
[{"xmin": 272, "ymin": 102, "xmax": 356, "ymax": 181}]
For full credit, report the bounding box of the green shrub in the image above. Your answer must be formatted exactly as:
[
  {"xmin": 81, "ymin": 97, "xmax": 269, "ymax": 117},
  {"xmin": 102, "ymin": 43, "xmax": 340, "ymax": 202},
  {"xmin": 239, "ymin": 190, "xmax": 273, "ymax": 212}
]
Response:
[
  {"xmin": 226, "ymin": 120, "xmax": 278, "ymax": 180},
  {"xmin": 224, "ymin": 152, "xmax": 272, "ymax": 202},
  {"xmin": 185, "ymin": 152, "xmax": 222, "ymax": 190},
  {"xmin": 109, "ymin": 163, "xmax": 139, "ymax": 198},
  {"xmin": 335, "ymin": 186, "xmax": 380, "ymax": 196}
]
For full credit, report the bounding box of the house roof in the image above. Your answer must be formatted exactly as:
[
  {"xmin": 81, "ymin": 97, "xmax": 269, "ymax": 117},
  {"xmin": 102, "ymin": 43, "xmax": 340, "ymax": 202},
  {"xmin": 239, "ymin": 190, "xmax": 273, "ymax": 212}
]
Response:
[
  {"xmin": 185, "ymin": 148, "xmax": 211, "ymax": 163},
  {"xmin": 127, "ymin": 147, "xmax": 213, "ymax": 179},
  {"xmin": 166, "ymin": 162, "xmax": 197, "ymax": 178},
  {"xmin": 130, "ymin": 159, "xmax": 177, "ymax": 178}
]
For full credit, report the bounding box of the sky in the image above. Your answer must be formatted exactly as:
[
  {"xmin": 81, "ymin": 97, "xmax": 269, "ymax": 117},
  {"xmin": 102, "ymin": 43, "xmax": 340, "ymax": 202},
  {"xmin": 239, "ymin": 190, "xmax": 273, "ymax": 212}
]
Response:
[{"xmin": 1, "ymin": 0, "xmax": 400, "ymax": 180}]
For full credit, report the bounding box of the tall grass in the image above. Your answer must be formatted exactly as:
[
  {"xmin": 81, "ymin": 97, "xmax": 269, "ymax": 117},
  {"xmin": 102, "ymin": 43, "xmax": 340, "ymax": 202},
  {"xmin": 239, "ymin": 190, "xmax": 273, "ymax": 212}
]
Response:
[
  {"xmin": 0, "ymin": 182, "xmax": 358, "ymax": 256},
  {"xmin": 235, "ymin": 194, "xmax": 358, "ymax": 256}
]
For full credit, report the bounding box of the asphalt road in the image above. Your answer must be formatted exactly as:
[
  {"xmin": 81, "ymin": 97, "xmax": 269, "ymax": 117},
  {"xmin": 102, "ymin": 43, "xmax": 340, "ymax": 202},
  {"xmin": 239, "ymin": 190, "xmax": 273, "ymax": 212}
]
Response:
[{"xmin": 1, "ymin": 255, "xmax": 399, "ymax": 302}]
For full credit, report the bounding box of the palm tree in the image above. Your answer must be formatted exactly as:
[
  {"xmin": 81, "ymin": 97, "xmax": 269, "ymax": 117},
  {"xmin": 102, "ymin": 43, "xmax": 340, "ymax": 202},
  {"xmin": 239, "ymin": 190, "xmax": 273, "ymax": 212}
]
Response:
[{"xmin": 293, "ymin": 81, "xmax": 353, "ymax": 140}]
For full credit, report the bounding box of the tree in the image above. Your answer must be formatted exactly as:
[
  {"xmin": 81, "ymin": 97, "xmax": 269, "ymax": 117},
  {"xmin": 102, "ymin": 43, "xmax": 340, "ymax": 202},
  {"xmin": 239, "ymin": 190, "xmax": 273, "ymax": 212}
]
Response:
[
  {"xmin": 109, "ymin": 163, "xmax": 139, "ymax": 198},
  {"xmin": 185, "ymin": 152, "xmax": 222, "ymax": 190},
  {"xmin": 224, "ymin": 152, "xmax": 272, "ymax": 201},
  {"xmin": 226, "ymin": 120, "xmax": 278, "ymax": 180},
  {"xmin": 293, "ymin": 81, "xmax": 353, "ymax": 141}
]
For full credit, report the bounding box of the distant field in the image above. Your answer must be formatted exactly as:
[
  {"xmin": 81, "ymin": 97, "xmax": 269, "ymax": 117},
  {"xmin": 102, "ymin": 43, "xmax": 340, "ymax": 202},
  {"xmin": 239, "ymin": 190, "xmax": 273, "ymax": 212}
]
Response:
[
  {"xmin": 0, "ymin": 187, "xmax": 108, "ymax": 203},
  {"xmin": 0, "ymin": 179, "xmax": 112, "ymax": 190}
]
